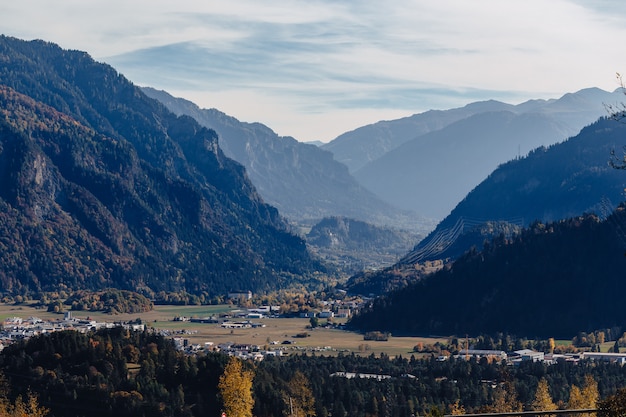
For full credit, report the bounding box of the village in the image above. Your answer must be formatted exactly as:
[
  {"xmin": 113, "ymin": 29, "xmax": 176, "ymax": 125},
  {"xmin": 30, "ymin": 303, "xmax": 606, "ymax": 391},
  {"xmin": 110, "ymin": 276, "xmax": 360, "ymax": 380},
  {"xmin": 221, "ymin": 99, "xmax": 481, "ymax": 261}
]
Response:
[
  {"xmin": 4, "ymin": 304, "xmax": 626, "ymax": 370},
  {"xmin": 0, "ymin": 298, "xmax": 357, "ymax": 362}
]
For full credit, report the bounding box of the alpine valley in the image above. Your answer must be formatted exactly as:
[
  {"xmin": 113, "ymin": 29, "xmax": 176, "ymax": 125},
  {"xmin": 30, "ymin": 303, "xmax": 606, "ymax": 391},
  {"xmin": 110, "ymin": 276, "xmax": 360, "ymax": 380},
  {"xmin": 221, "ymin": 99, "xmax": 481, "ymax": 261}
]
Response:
[
  {"xmin": 2, "ymin": 34, "xmax": 626, "ymax": 339},
  {"xmin": 6, "ymin": 20, "xmax": 626, "ymax": 417}
]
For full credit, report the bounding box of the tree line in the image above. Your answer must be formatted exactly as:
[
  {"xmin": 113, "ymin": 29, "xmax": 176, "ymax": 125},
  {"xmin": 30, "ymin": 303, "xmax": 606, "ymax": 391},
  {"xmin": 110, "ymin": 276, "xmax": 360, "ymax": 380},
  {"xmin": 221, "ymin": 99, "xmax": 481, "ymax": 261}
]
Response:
[{"xmin": 6, "ymin": 328, "xmax": 626, "ymax": 416}]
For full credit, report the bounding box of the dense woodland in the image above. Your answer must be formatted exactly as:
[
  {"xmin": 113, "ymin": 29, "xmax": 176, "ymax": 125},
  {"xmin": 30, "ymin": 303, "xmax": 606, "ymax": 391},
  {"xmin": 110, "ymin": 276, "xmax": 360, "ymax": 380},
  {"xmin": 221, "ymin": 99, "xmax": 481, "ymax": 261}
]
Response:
[
  {"xmin": 4, "ymin": 328, "xmax": 626, "ymax": 417},
  {"xmin": 349, "ymin": 210, "xmax": 626, "ymax": 338}
]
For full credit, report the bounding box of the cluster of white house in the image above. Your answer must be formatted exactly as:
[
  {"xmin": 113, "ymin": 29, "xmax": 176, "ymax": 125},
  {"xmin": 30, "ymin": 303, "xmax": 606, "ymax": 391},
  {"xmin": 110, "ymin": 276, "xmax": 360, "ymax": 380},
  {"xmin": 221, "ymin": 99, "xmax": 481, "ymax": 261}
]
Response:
[
  {"xmin": 0, "ymin": 311, "xmax": 145, "ymax": 349},
  {"xmin": 0, "ymin": 311, "xmax": 285, "ymax": 361},
  {"xmin": 452, "ymin": 349, "xmax": 626, "ymax": 365},
  {"xmin": 171, "ymin": 338, "xmax": 288, "ymax": 361}
]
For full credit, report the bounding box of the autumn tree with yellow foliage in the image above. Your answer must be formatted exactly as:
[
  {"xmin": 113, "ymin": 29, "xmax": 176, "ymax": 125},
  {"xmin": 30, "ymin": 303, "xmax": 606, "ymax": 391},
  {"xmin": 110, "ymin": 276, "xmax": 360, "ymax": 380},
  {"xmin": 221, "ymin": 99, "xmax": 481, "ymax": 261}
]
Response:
[
  {"xmin": 448, "ymin": 400, "xmax": 465, "ymax": 415},
  {"xmin": 283, "ymin": 371, "xmax": 316, "ymax": 417},
  {"xmin": 568, "ymin": 375, "xmax": 599, "ymax": 417},
  {"xmin": 0, "ymin": 373, "xmax": 48, "ymax": 417},
  {"xmin": 218, "ymin": 357, "xmax": 255, "ymax": 417},
  {"xmin": 0, "ymin": 392, "xmax": 49, "ymax": 417},
  {"xmin": 532, "ymin": 378, "xmax": 557, "ymax": 416}
]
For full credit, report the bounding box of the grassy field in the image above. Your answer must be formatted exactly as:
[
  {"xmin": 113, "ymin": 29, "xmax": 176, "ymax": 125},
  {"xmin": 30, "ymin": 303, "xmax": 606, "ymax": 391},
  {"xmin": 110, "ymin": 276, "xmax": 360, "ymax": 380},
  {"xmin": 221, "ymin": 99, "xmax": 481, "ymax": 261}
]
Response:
[{"xmin": 0, "ymin": 302, "xmax": 444, "ymax": 358}]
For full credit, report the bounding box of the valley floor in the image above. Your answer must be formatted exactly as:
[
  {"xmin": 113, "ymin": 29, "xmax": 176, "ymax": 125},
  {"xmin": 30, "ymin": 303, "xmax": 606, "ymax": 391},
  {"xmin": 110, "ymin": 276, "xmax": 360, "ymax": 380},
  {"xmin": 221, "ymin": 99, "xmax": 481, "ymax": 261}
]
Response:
[{"xmin": 0, "ymin": 302, "xmax": 443, "ymax": 358}]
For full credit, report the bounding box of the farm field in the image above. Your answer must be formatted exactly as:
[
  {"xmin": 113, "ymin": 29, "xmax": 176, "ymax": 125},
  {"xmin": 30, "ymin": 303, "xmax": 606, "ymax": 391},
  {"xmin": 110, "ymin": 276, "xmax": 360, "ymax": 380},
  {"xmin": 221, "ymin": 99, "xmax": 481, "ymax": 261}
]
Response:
[{"xmin": 0, "ymin": 302, "xmax": 444, "ymax": 358}]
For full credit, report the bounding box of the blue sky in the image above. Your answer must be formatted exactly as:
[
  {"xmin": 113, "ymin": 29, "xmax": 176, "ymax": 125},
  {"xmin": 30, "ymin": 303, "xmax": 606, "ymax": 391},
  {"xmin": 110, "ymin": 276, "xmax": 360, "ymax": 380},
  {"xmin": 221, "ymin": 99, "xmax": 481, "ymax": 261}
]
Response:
[{"xmin": 2, "ymin": 0, "xmax": 625, "ymax": 142}]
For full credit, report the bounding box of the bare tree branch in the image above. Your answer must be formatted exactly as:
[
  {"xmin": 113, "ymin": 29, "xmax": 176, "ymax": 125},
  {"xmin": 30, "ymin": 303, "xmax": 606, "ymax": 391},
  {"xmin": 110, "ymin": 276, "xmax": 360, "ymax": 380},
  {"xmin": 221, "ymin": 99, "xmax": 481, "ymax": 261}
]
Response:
[
  {"xmin": 607, "ymin": 73, "xmax": 626, "ymax": 169},
  {"xmin": 605, "ymin": 73, "xmax": 626, "ymax": 122}
]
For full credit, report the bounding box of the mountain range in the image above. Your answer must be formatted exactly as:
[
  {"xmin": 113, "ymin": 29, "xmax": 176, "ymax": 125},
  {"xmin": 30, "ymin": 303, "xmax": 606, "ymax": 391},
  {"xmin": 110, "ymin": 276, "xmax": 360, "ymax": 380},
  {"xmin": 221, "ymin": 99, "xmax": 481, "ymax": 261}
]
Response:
[
  {"xmin": 324, "ymin": 88, "xmax": 624, "ymax": 219},
  {"xmin": 0, "ymin": 35, "xmax": 324, "ymax": 298},
  {"xmin": 4, "ymin": 32, "xmax": 626, "ymax": 340},
  {"xmin": 141, "ymin": 87, "xmax": 430, "ymax": 232}
]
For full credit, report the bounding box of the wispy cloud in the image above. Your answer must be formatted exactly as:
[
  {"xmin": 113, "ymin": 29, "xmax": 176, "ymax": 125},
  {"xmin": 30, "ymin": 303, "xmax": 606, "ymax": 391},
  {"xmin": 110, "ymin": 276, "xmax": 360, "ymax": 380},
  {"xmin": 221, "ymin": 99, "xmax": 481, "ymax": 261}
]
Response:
[{"xmin": 2, "ymin": 0, "xmax": 625, "ymax": 141}]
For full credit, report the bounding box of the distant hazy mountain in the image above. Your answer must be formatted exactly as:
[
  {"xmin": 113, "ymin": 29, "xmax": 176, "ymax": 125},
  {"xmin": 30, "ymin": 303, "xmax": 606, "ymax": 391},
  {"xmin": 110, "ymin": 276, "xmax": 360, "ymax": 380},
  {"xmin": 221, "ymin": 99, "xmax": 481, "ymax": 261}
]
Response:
[
  {"xmin": 142, "ymin": 87, "xmax": 431, "ymax": 232},
  {"xmin": 0, "ymin": 36, "xmax": 324, "ymax": 297},
  {"xmin": 323, "ymin": 100, "xmax": 515, "ymax": 173},
  {"xmin": 354, "ymin": 110, "xmax": 575, "ymax": 219},
  {"xmin": 353, "ymin": 89, "xmax": 625, "ymax": 220},
  {"xmin": 403, "ymin": 116, "xmax": 626, "ymax": 264},
  {"xmin": 324, "ymin": 88, "xmax": 621, "ymax": 175}
]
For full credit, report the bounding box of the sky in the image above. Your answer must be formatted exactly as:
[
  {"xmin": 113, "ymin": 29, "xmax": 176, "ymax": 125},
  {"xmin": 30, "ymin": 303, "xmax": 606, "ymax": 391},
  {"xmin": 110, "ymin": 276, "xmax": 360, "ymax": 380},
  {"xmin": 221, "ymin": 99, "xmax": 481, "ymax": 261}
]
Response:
[{"xmin": 1, "ymin": 0, "xmax": 626, "ymax": 143}]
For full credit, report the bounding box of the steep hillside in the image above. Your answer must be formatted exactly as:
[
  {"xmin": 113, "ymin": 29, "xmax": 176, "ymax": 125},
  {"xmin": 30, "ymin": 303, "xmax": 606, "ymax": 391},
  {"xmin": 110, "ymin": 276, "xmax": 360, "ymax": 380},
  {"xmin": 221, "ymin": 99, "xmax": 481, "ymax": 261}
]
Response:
[
  {"xmin": 405, "ymin": 116, "xmax": 626, "ymax": 264},
  {"xmin": 348, "ymin": 211, "xmax": 626, "ymax": 339},
  {"xmin": 142, "ymin": 87, "xmax": 429, "ymax": 231},
  {"xmin": 0, "ymin": 36, "xmax": 324, "ymax": 297}
]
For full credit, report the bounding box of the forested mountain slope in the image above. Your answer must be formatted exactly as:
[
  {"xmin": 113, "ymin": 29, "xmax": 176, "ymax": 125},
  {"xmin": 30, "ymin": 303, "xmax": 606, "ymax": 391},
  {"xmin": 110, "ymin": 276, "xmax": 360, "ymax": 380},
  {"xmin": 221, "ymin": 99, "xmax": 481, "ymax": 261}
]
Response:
[
  {"xmin": 344, "ymin": 116, "xmax": 626, "ymax": 297},
  {"xmin": 349, "ymin": 210, "xmax": 626, "ymax": 338},
  {"xmin": 0, "ymin": 36, "xmax": 324, "ymax": 297}
]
